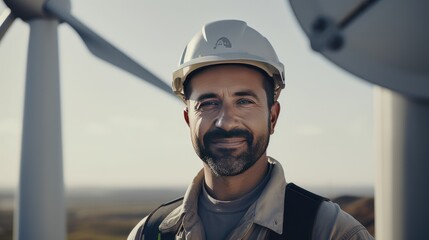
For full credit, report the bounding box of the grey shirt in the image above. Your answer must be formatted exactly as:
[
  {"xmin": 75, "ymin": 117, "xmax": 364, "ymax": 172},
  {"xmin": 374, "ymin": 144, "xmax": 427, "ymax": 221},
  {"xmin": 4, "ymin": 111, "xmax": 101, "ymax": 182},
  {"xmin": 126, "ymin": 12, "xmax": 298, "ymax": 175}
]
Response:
[{"xmin": 198, "ymin": 165, "xmax": 272, "ymax": 240}]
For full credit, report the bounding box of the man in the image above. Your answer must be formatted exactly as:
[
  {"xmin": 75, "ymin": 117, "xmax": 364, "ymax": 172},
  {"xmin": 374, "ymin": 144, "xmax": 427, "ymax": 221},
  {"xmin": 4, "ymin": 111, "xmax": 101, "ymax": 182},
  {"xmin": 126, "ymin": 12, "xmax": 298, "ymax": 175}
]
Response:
[{"xmin": 128, "ymin": 20, "xmax": 374, "ymax": 240}]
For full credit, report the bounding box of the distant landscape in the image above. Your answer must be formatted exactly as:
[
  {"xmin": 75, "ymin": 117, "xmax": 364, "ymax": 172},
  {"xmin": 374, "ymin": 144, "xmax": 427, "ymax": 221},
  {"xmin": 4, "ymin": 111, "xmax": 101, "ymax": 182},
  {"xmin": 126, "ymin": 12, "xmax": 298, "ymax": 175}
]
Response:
[{"xmin": 0, "ymin": 187, "xmax": 374, "ymax": 240}]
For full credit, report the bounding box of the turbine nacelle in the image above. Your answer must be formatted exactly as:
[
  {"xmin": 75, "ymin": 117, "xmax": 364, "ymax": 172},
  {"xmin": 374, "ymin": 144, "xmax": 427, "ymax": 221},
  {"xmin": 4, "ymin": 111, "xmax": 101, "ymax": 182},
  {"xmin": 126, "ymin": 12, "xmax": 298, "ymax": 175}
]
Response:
[
  {"xmin": 4, "ymin": 0, "xmax": 70, "ymax": 20},
  {"xmin": 2, "ymin": 0, "xmax": 174, "ymax": 96}
]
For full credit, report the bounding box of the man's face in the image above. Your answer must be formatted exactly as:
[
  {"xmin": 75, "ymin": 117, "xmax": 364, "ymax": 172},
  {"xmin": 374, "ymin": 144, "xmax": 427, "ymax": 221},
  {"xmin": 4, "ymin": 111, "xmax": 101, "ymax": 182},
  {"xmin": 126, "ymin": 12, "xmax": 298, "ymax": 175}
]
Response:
[{"xmin": 184, "ymin": 65, "xmax": 279, "ymax": 176}]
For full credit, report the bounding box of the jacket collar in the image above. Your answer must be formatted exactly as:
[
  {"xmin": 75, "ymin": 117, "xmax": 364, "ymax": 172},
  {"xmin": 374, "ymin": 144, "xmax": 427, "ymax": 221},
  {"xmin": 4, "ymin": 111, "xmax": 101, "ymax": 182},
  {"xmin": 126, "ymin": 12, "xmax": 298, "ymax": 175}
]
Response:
[
  {"xmin": 159, "ymin": 157, "xmax": 287, "ymax": 235},
  {"xmin": 253, "ymin": 157, "xmax": 286, "ymax": 234},
  {"xmin": 159, "ymin": 169, "xmax": 204, "ymax": 231}
]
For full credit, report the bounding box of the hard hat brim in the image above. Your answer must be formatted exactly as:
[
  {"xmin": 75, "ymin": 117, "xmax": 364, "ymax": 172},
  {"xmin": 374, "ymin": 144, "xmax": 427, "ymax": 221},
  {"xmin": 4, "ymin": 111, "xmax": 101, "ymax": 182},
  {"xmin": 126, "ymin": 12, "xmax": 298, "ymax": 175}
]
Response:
[{"xmin": 172, "ymin": 54, "xmax": 285, "ymax": 103}]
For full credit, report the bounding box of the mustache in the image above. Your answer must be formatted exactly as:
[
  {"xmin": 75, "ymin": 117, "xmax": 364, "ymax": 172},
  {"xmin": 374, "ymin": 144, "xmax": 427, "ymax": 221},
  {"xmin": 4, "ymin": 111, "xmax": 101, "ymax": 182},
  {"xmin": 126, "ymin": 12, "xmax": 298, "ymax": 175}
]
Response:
[{"xmin": 203, "ymin": 128, "xmax": 253, "ymax": 144}]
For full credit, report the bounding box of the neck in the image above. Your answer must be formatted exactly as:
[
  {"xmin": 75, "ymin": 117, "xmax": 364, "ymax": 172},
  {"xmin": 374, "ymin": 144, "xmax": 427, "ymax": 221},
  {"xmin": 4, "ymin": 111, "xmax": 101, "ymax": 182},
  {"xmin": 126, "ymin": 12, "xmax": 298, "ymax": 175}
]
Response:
[{"xmin": 203, "ymin": 155, "xmax": 269, "ymax": 201}]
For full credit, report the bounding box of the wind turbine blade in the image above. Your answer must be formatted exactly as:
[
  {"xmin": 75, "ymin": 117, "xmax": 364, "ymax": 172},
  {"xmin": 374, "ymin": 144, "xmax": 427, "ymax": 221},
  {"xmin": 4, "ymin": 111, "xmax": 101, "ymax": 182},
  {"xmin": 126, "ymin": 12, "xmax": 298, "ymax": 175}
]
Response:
[
  {"xmin": 0, "ymin": 8, "xmax": 15, "ymax": 42},
  {"xmin": 43, "ymin": 1, "xmax": 174, "ymax": 97}
]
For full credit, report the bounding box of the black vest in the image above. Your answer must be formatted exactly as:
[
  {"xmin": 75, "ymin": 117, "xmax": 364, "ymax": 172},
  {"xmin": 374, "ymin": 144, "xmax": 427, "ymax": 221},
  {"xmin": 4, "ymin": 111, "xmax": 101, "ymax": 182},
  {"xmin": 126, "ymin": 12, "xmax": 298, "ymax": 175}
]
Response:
[{"xmin": 135, "ymin": 183, "xmax": 328, "ymax": 240}]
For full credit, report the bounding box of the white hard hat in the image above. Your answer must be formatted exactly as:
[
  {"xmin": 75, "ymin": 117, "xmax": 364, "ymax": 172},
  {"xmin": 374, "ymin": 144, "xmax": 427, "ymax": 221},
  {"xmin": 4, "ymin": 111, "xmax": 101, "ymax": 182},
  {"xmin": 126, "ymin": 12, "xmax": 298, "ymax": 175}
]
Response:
[{"xmin": 172, "ymin": 19, "xmax": 285, "ymax": 102}]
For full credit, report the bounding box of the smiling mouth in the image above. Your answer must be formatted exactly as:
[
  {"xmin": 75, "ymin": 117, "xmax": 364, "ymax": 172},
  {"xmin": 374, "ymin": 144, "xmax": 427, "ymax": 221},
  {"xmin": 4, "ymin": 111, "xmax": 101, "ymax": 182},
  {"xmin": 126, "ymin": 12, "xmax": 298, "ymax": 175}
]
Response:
[{"xmin": 210, "ymin": 137, "xmax": 247, "ymax": 148}]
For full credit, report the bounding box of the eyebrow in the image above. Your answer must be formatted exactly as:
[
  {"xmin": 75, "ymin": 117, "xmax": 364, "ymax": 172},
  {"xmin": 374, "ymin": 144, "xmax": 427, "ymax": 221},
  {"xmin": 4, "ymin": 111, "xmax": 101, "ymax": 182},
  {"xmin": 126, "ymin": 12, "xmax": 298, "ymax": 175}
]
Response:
[
  {"xmin": 234, "ymin": 90, "xmax": 260, "ymax": 101},
  {"xmin": 196, "ymin": 90, "xmax": 260, "ymax": 102},
  {"xmin": 196, "ymin": 93, "xmax": 218, "ymax": 102}
]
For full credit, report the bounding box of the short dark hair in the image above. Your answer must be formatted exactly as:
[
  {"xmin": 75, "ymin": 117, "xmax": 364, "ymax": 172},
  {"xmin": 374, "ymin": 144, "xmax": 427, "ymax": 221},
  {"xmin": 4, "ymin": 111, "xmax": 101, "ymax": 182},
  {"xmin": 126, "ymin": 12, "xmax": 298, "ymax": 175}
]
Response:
[{"xmin": 184, "ymin": 64, "xmax": 275, "ymax": 108}]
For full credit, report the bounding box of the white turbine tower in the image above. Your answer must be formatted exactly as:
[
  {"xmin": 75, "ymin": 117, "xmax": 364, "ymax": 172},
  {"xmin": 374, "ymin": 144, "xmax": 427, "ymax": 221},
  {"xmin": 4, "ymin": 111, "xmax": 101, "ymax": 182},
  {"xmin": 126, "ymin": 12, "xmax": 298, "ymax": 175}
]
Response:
[
  {"xmin": 289, "ymin": 0, "xmax": 429, "ymax": 239},
  {"xmin": 0, "ymin": 0, "xmax": 174, "ymax": 239}
]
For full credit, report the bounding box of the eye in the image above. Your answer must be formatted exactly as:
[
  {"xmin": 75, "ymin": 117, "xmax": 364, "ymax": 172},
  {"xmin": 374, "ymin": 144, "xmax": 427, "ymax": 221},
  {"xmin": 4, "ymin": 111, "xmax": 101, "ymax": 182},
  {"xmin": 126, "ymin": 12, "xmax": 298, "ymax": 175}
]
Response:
[
  {"xmin": 237, "ymin": 98, "xmax": 254, "ymax": 105},
  {"xmin": 196, "ymin": 100, "xmax": 220, "ymax": 111}
]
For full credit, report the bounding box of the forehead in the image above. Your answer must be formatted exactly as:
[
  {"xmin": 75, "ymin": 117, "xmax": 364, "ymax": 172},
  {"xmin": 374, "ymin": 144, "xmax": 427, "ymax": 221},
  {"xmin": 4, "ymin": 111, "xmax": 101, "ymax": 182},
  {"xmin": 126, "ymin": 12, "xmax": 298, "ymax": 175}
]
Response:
[{"xmin": 187, "ymin": 65, "xmax": 266, "ymax": 98}]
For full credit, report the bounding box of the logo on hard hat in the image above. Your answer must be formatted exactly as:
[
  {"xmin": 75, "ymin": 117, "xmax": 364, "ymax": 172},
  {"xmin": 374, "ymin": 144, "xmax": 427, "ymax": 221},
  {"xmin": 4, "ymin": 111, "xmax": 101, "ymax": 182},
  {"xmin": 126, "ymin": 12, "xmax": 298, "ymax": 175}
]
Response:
[{"xmin": 214, "ymin": 37, "xmax": 232, "ymax": 49}]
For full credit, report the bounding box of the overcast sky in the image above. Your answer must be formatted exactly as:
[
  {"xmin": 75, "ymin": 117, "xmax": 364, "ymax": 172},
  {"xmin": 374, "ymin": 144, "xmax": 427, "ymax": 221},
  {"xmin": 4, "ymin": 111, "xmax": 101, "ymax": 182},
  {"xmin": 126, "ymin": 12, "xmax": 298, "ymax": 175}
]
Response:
[{"xmin": 0, "ymin": 0, "xmax": 374, "ymax": 191}]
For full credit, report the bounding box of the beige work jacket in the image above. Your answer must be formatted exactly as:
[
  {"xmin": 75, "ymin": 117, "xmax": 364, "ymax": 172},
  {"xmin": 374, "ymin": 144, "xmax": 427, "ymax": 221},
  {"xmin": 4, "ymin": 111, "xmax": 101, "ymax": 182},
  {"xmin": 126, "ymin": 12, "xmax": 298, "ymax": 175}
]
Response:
[{"xmin": 128, "ymin": 158, "xmax": 374, "ymax": 240}]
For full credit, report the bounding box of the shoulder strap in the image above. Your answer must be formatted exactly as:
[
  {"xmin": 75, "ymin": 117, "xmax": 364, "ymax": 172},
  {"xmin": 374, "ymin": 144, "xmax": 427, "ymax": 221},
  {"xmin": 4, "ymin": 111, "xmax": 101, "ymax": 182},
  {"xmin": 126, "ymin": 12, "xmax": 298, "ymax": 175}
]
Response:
[
  {"xmin": 135, "ymin": 197, "xmax": 183, "ymax": 240},
  {"xmin": 135, "ymin": 183, "xmax": 327, "ymax": 240},
  {"xmin": 270, "ymin": 183, "xmax": 329, "ymax": 240}
]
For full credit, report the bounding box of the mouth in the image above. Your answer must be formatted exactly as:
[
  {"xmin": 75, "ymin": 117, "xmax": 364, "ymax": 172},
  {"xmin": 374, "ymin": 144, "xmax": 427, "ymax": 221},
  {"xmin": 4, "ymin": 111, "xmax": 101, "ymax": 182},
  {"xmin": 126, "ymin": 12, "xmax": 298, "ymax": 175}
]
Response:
[{"xmin": 209, "ymin": 137, "xmax": 247, "ymax": 148}]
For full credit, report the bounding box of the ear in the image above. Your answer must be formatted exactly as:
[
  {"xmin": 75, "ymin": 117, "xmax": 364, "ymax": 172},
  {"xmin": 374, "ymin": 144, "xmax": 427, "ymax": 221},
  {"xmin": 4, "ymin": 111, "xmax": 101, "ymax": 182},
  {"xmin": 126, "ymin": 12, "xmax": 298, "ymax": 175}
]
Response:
[
  {"xmin": 269, "ymin": 101, "xmax": 280, "ymax": 134},
  {"xmin": 184, "ymin": 107, "xmax": 190, "ymax": 126}
]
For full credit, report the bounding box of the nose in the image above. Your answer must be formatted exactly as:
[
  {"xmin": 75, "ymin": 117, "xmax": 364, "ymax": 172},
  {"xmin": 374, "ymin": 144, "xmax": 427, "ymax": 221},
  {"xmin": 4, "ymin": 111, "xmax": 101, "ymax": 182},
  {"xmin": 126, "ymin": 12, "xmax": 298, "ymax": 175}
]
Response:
[{"xmin": 214, "ymin": 104, "xmax": 238, "ymax": 131}]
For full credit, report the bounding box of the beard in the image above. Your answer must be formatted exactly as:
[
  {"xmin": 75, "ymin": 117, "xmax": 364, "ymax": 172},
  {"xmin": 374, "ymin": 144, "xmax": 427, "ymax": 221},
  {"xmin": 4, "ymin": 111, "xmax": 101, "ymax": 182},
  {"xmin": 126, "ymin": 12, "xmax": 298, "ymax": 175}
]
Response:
[{"xmin": 194, "ymin": 127, "xmax": 270, "ymax": 176}]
